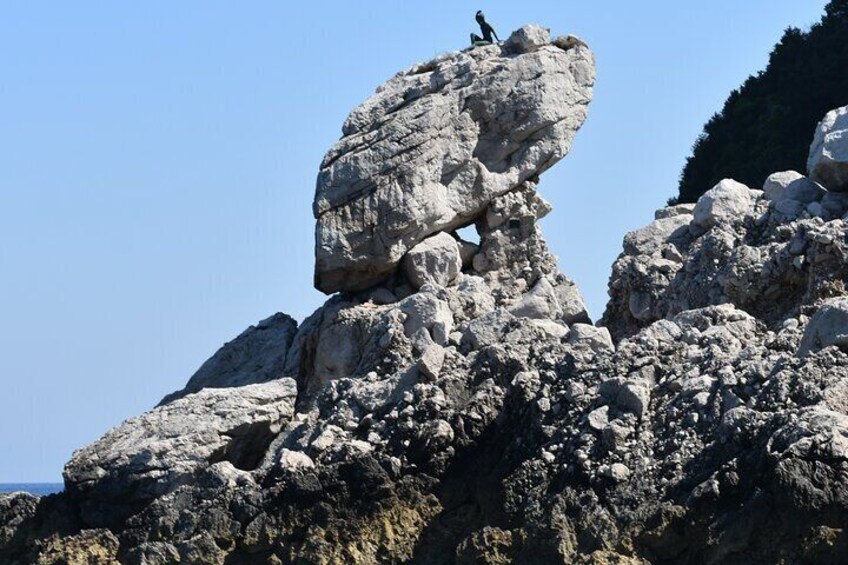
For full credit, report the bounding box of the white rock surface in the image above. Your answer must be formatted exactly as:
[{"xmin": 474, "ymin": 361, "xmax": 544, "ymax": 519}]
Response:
[
  {"xmin": 65, "ymin": 379, "xmax": 297, "ymax": 519},
  {"xmin": 692, "ymin": 179, "xmax": 754, "ymax": 230},
  {"xmin": 400, "ymin": 291, "xmax": 453, "ymax": 346},
  {"xmin": 278, "ymin": 449, "xmax": 315, "ymax": 472},
  {"xmin": 808, "ymin": 106, "xmax": 848, "ymax": 192},
  {"xmin": 503, "ymin": 23, "xmax": 551, "ymax": 54}
]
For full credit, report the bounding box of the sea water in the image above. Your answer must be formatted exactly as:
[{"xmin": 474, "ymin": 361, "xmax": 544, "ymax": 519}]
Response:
[{"xmin": 0, "ymin": 483, "xmax": 63, "ymax": 496}]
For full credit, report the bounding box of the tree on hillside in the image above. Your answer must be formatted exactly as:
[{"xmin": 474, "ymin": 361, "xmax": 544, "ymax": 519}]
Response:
[{"xmin": 674, "ymin": 0, "xmax": 848, "ymax": 204}]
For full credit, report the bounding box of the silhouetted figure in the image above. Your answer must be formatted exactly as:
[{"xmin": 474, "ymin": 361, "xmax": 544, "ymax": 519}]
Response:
[{"xmin": 470, "ymin": 11, "xmax": 499, "ymax": 46}]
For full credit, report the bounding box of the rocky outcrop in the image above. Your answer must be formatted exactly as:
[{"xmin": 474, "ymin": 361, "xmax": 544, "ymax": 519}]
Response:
[
  {"xmin": 602, "ymin": 135, "xmax": 848, "ymax": 340},
  {"xmin": 158, "ymin": 313, "xmax": 297, "ymax": 405},
  {"xmin": 64, "ymin": 379, "xmax": 297, "ymax": 527},
  {"xmin": 314, "ymin": 24, "xmax": 595, "ymax": 293},
  {"xmin": 8, "ymin": 26, "xmax": 848, "ymax": 565}
]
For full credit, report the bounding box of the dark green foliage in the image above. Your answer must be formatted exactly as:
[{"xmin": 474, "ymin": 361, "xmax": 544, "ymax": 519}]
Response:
[{"xmin": 676, "ymin": 1, "xmax": 848, "ymax": 204}]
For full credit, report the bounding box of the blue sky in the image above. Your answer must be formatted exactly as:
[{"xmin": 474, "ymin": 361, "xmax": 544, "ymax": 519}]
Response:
[{"xmin": 0, "ymin": 1, "xmax": 829, "ymax": 482}]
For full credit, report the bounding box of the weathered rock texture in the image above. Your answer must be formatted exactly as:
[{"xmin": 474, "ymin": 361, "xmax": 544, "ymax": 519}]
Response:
[
  {"xmin": 66, "ymin": 379, "xmax": 297, "ymax": 527},
  {"xmin": 314, "ymin": 24, "xmax": 595, "ymax": 293},
  {"xmin": 7, "ymin": 27, "xmax": 848, "ymax": 565}
]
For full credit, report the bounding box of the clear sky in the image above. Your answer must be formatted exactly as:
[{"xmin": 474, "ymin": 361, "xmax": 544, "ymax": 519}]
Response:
[{"xmin": 0, "ymin": 1, "xmax": 830, "ymax": 482}]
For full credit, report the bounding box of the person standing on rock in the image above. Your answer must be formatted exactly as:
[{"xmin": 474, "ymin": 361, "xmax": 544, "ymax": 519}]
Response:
[{"xmin": 470, "ymin": 10, "xmax": 499, "ymax": 46}]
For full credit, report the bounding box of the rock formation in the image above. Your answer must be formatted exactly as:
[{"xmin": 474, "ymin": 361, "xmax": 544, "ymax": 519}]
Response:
[
  {"xmin": 5, "ymin": 24, "xmax": 848, "ymax": 565},
  {"xmin": 313, "ymin": 26, "xmax": 594, "ymax": 293}
]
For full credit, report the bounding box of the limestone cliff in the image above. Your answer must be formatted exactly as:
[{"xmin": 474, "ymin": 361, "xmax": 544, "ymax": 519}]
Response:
[{"xmin": 5, "ymin": 23, "xmax": 848, "ymax": 565}]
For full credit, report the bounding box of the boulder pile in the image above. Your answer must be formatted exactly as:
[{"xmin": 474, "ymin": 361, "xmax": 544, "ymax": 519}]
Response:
[{"xmin": 5, "ymin": 24, "xmax": 848, "ymax": 565}]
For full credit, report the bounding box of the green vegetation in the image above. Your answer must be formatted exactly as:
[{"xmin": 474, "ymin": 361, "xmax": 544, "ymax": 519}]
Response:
[{"xmin": 675, "ymin": 0, "xmax": 848, "ymax": 204}]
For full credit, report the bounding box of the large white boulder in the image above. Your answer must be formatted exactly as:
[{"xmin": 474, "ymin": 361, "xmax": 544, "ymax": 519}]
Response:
[
  {"xmin": 313, "ymin": 26, "xmax": 595, "ymax": 293},
  {"xmin": 808, "ymin": 106, "xmax": 848, "ymax": 192}
]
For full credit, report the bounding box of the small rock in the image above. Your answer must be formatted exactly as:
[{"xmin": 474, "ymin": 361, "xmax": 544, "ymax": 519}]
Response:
[
  {"xmin": 553, "ymin": 34, "xmax": 588, "ymax": 51},
  {"xmin": 419, "ymin": 345, "xmax": 446, "ymax": 381},
  {"xmin": 608, "ymin": 463, "xmax": 631, "ymax": 483},
  {"xmin": 568, "ymin": 324, "xmax": 615, "ymax": 353},
  {"xmin": 311, "ymin": 425, "xmax": 344, "ymax": 452},
  {"xmin": 692, "ymin": 179, "xmax": 754, "ymax": 230},
  {"xmin": 508, "ymin": 277, "xmax": 560, "ymax": 320},
  {"xmin": 402, "ymin": 232, "xmax": 462, "ymax": 290},
  {"xmin": 503, "ymin": 24, "xmax": 551, "ymax": 54},
  {"xmin": 602, "ymin": 421, "xmax": 631, "ymax": 451},
  {"xmin": 588, "ymin": 406, "xmax": 610, "ymax": 432},
  {"xmin": 616, "ymin": 380, "xmax": 651, "ymax": 417},
  {"xmin": 279, "ymin": 449, "xmax": 316, "ymax": 472}
]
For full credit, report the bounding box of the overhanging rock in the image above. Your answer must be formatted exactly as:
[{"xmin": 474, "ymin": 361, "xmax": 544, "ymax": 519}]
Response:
[{"xmin": 313, "ymin": 24, "xmax": 595, "ymax": 293}]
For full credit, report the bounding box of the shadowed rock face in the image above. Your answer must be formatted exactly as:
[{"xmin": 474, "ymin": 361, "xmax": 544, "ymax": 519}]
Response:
[{"xmin": 313, "ymin": 24, "xmax": 595, "ymax": 294}]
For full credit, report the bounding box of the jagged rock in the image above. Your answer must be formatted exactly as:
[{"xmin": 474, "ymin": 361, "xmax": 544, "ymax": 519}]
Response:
[
  {"xmin": 64, "ymin": 379, "xmax": 297, "ymax": 526},
  {"xmin": 0, "ymin": 493, "xmax": 38, "ymax": 549},
  {"xmin": 400, "ymin": 290, "xmax": 453, "ymax": 346},
  {"xmin": 159, "ymin": 312, "xmax": 297, "ymax": 405},
  {"xmin": 602, "ymin": 163, "xmax": 848, "ymax": 338},
  {"xmin": 401, "ymin": 232, "xmax": 462, "ymax": 290},
  {"xmin": 418, "ymin": 344, "xmax": 446, "ymax": 381},
  {"xmin": 554, "ymin": 277, "xmax": 591, "ymax": 324},
  {"xmin": 35, "ymin": 529, "xmax": 120, "ymax": 565},
  {"xmin": 314, "ymin": 25, "xmax": 595, "ymax": 293},
  {"xmin": 809, "ymin": 105, "xmax": 848, "ymax": 192}
]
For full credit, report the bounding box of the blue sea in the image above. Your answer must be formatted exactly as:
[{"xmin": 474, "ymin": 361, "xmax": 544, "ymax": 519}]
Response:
[{"xmin": 0, "ymin": 483, "xmax": 64, "ymax": 496}]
